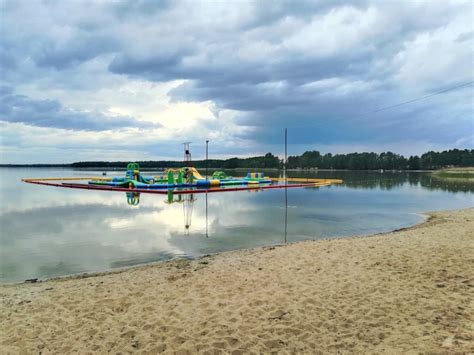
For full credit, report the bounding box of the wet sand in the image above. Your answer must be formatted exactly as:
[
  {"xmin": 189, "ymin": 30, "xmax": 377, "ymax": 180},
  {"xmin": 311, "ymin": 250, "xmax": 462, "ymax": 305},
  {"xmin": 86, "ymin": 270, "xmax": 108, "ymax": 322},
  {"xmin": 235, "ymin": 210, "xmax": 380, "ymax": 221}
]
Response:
[{"xmin": 1, "ymin": 208, "xmax": 473, "ymax": 353}]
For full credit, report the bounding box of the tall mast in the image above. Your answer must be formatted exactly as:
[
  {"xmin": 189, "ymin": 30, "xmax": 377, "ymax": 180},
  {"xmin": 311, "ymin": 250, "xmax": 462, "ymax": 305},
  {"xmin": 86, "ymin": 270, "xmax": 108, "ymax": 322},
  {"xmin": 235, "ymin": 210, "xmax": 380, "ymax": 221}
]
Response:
[{"xmin": 182, "ymin": 142, "xmax": 192, "ymax": 166}]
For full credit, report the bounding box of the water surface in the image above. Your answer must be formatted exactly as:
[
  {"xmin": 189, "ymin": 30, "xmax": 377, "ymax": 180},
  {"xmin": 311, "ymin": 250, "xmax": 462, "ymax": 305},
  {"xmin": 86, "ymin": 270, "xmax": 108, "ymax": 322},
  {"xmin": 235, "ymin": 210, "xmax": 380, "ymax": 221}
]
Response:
[{"xmin": 1, "ymin": 168, "xmax": 472, "ymax": 283}]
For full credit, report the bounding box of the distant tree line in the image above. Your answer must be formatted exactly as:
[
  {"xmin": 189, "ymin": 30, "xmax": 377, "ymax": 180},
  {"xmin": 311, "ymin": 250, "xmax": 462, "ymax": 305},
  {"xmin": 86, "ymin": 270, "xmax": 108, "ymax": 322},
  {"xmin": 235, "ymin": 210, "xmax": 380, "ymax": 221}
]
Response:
[
  {"xmin": 69, "ymin": 153, "xmax": 282, "ymax": 169},
  {"xmin": 287, "ymin": 149, "xmax": 474, "ymax": 170},
  {"xmin": 2, "ymin": 149, "xmax": 472, "ymax": 170}
]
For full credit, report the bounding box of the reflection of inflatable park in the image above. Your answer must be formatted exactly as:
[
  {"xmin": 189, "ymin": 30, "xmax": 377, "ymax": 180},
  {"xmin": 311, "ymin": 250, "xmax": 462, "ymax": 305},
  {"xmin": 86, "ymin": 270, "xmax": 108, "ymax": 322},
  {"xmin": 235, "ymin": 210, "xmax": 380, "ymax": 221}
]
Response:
[
  {"xmin": 125, "ymin": 191, "xmax": 197, "ymax": 235},
  {"xmin": 90, "ymin": 163, "xmax": 272, "ymax": 189},
  {"xmin": 126, "ymin": 192, "xmax": 140, "ymax": 206},
  {"xmin": 165, "ymin": 192, "xmax": 196, "ymax": 235},
  {"xmin": 22, "ymin": 160, "xmax": 342, "ymax": 237}
]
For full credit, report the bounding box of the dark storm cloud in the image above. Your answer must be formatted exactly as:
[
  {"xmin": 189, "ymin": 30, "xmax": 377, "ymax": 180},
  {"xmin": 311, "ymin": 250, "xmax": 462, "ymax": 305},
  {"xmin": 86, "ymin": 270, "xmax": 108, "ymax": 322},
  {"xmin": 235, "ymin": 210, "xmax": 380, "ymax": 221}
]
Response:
[
  {"xmin": 33, "ymin": 35, "xmax": 117, "ymax": 70},
  {"xmin": 0, "ymin": 86, "xmax": 157, "ymax": 131},
  {"xmin": 111, "ymin": 0, "xmax": 174, "ymax": 18},
  {"xmin": 103, "ymin": 0, "xmax": 473, "ymax": 146},
  {"xmin": 244, "ymin": 0, "xmax": 370, "ymax": 27},
  {"xmin": 109, "ymin": 49, "xmax": 194, "ymax": 82},
  {"xmin": 0, "ymin": 0, "xmax": 472, "ymax": 156}
]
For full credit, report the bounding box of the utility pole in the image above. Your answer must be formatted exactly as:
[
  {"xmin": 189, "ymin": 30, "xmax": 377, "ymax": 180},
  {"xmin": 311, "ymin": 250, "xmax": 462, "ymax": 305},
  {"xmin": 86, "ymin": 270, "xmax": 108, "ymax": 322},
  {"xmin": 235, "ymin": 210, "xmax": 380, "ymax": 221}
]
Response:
[
  {"xmin": 284, "ymin": 128, "xmax": 288, "ymax": 182},
  {"xmin": 205, "ymin": 140, "xmax": 209, "ymax": 181}
]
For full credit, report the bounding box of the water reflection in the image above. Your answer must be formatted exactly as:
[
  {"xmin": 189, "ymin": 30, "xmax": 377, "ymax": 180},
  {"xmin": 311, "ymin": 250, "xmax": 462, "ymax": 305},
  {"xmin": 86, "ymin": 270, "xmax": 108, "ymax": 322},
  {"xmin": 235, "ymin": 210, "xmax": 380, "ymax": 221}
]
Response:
[
  {"xmin": 282, "ymin": 170, "xmax": 474, "ymax": 193},
  {"xmin": 124, "ymin": 191, "xmax": 201, "ymax": 236},
  {"xmin": 164, "ymin": 192, "xmax": 197, "ymax": 235},
  {"xmin": 126, "ymin": 192, "xmax": 140, "ymax": 206},
  {"xmin": 284, "ymin": 185, "xmax": 288, "ymax": 244},
  {"xmin": 0, "ymin": 168, "xmax": 472, "ymax": 283}
]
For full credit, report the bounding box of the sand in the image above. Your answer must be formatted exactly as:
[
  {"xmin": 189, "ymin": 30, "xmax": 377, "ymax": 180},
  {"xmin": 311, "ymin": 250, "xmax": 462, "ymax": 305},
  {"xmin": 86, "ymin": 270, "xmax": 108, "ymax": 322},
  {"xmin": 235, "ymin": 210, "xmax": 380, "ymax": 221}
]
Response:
[{"xmin": 1, "ymin": 208, "xmax": 473, "ymax": 353}]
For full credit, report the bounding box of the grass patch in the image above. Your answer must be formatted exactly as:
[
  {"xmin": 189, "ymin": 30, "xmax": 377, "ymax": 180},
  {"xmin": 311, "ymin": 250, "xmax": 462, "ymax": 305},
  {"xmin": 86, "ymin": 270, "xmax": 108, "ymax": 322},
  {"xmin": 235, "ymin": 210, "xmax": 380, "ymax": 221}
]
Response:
[{"xmin": 433, "ymin": 167, "xmax": 474, "ymax": 180}]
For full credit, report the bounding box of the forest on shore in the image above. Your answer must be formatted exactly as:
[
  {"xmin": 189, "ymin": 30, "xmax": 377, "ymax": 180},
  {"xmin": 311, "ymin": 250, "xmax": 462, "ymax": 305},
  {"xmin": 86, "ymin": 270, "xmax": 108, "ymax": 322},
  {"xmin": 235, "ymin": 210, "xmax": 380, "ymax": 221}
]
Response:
[
  {"xmin": 4, "ymin": 148, "xmax": 472, "ymax": 171},
  {"xmin": 285, "ymin": 149, "xmax": 474, "ymax": 170}
]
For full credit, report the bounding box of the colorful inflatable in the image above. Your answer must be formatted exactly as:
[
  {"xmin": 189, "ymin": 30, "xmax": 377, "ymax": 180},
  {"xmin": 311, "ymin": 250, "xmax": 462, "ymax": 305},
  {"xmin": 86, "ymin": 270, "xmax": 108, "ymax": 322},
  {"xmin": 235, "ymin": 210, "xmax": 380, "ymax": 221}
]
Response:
[
  {"xmin": 22, "ymin": 162, "xmax": 342, "ymax": 195},
  {"xmin": 88, "ymin": 163, "xmax": 273, "ymax": 189}
]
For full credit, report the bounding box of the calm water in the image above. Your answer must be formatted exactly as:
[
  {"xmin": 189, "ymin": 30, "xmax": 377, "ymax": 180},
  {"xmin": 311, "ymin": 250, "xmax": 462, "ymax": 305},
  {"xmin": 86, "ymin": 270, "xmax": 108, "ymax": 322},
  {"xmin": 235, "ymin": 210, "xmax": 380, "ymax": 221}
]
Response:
[{"xmin": 0, "ymin": 168, "xmax": 472, "ymax": 283}]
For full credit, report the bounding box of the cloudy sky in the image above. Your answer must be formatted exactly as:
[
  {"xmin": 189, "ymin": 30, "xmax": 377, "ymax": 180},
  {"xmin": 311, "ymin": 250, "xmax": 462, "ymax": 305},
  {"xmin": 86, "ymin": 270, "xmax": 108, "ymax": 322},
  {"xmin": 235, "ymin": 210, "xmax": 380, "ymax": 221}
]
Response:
[{"xmin": 0, "ymin": 0, "xmax": 473, "ymax": 163}]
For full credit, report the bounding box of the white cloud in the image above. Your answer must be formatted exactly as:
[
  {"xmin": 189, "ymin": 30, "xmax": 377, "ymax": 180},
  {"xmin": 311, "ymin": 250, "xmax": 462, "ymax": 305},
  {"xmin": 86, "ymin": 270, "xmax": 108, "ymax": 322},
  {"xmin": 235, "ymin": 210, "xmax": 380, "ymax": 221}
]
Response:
[
  {"xmin": 0, "ymin": 0, "xmax": 472, "ymax": 163},
  {"xmin": 394, "ymin": 11, "xmax": 474, "ymax": 92}
]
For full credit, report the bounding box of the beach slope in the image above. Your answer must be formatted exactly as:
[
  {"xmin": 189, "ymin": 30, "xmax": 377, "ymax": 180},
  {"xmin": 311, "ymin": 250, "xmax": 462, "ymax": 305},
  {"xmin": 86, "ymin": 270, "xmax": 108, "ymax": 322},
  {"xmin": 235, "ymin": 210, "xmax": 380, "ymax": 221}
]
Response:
[{"xmin": 1, "ymin": 208, "xmax": 473, "ymax": 353}]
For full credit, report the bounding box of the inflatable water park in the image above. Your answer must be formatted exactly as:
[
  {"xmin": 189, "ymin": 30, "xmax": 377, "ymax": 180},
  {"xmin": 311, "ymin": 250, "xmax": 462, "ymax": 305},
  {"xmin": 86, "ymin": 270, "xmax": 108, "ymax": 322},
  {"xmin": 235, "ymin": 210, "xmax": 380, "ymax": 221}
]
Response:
[
  {"xmin": 22, "ymin": 143, "xmax": 342, "ymax": 194},
  {"xmin": 22, "ymin": 162, "xmax": 342, "ymax": 195},
  {"xmin": 91, "ymin": 163, "xmax": 273, "ymax": 189}
]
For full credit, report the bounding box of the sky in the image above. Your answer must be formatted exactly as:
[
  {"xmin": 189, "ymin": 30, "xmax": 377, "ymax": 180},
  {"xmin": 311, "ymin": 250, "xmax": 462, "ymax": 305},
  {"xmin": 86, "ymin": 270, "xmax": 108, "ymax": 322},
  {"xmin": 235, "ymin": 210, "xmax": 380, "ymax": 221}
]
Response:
[{"xmin": 0, "ymin": 0, "xmax": 473, "ymax": 164}]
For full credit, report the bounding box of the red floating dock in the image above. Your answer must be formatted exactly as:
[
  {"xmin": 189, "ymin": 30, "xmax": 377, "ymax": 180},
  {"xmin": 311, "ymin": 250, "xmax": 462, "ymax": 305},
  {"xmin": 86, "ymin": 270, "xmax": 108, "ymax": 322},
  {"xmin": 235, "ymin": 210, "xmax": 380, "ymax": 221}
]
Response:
[{"xmin": 22, "ymin": 178, "xmax": 335, "ymax": 195}]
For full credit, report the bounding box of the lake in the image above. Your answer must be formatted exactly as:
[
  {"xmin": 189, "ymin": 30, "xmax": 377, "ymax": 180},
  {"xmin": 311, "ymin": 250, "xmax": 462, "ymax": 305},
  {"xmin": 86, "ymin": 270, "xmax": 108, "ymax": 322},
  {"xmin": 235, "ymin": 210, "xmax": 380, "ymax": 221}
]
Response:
[{"xmin": 1, "ymin": 167, "xmax": 472, "ymax": 283}]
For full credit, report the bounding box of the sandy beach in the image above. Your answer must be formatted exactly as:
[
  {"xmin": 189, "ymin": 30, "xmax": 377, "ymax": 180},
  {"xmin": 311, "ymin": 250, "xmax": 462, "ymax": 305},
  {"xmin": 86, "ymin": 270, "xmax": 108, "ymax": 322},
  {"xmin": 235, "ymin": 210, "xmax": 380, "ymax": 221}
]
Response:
[{"xmin": 1, "ymin": 208, "xmax": 473, "ymax": 353}]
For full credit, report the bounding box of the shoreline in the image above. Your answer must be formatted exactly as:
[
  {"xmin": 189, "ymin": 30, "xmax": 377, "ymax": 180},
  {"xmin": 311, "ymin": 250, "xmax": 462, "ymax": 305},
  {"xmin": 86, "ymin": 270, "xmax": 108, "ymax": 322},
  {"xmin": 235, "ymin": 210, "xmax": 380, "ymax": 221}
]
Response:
[
  {"xmin": 1, "ymin": 208, "xmax": 472, "ymax": 353},
  {"xmin": 2, "ymin": 212, "xmax": 430, "ymax": 287}
]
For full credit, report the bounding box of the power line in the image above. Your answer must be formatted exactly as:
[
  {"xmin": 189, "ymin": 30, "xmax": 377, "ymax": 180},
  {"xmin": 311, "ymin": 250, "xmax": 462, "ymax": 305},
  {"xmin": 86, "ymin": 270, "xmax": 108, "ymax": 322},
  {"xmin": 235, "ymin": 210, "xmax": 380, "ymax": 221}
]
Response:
[
  {"xmin": 283, "ymin": 80, "xmax": 473, "ymax": 129},
  {"xmin": 359, "ymin": 80, "xmax": 474, "ymax": 116}
]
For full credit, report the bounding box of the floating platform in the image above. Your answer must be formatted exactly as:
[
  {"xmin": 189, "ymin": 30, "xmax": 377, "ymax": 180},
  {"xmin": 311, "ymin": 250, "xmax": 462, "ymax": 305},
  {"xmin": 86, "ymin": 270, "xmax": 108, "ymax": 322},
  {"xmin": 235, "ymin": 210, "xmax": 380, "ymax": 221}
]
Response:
[
  {"xmin": 22, "ymin": 178, "xmax": 342, "ymax": 195},
  {"xmin": 22, "ymin": 163, "xmax": 342, "ymax": 195}
]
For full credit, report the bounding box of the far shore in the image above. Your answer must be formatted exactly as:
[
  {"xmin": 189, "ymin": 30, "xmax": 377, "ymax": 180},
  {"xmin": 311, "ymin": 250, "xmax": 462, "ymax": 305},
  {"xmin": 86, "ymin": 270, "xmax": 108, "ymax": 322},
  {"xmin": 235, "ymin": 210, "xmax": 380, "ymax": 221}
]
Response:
[
  {"xmin": 4, "ymin": 164, "xmax": 473, "ymax": 176},
  {"xmin": 0, "ymin": 164, "xmax": 443, "ymax": 172},
  {"xmin": 1, "ymin": 208, "xmax": 473, "ymax": 353}
]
